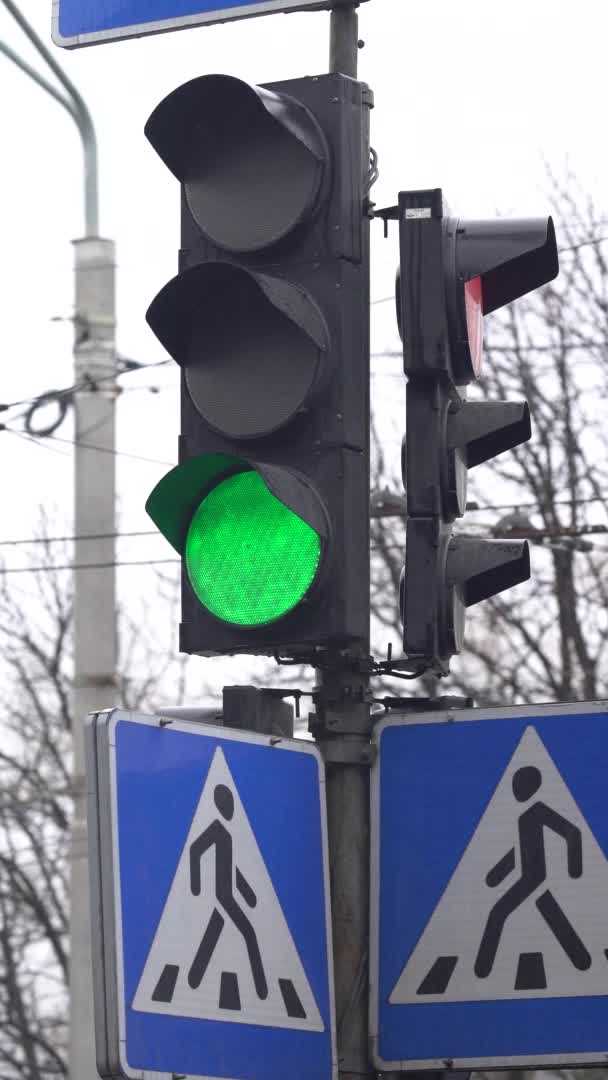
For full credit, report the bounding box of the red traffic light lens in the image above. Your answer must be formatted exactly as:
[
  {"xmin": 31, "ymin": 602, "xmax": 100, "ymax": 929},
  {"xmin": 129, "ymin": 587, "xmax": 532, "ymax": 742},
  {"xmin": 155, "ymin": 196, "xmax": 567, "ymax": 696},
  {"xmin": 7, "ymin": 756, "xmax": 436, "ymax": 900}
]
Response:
[{"xmin": 464, "ymin": 276, "xmax": 483, "ymax": 377}]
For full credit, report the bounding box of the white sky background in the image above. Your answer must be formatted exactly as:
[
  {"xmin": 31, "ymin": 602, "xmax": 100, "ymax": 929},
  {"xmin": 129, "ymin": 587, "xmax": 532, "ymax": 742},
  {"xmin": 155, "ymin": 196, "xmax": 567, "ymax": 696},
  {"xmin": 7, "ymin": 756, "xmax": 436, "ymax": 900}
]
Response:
[{"xmin": 1, "ymin": 0, "xmax": 608, "ymax": 696}]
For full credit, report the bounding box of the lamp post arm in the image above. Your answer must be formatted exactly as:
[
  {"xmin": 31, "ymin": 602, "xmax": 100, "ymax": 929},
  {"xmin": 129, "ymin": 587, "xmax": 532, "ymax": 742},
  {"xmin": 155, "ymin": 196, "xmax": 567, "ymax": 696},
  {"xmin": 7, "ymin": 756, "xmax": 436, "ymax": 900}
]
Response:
[
  {"xmin": 0, "ymin": 0, "xmax": 98, "ymax": 235},
  {"xmin": 0, "ymin": 39, "xmax": 77, "ymax": 118}
]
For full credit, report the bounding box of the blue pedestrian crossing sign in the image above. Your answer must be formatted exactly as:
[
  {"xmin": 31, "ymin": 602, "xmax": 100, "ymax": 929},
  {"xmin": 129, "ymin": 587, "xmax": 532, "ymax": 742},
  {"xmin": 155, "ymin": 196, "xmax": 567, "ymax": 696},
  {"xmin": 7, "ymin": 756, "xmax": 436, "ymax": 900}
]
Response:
[
  {"xmin": 52, "ymin": 0, "xmax": 338, "ymax": 49},
  {"xmin": 86, "ymin": 709, "xmax": 336, "ymax": 1080},
  {"xmin": 370, "ymin": 701, "xmax": 608, "ymax": 1071}
]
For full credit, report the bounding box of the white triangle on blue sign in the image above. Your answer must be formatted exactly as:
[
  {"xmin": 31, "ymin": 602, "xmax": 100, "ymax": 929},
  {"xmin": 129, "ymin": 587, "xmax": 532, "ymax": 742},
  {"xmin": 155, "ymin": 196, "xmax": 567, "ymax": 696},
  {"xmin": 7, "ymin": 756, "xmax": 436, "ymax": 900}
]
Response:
[
  {"xmin": 391, "ymin": 725, "xmax": 608, "ymax": 1003},
  {"xmin": 132, "ymin": 746, "xmax": 323, "ymax": 1031}
]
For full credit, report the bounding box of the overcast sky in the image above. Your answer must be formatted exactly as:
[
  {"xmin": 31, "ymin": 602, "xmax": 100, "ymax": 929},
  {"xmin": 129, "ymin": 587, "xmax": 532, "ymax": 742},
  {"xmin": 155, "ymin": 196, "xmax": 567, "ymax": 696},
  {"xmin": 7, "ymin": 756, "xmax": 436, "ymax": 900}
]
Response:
[{"xmin": 1, "ymin": 0, "xmax": 607, "ymax": 689}]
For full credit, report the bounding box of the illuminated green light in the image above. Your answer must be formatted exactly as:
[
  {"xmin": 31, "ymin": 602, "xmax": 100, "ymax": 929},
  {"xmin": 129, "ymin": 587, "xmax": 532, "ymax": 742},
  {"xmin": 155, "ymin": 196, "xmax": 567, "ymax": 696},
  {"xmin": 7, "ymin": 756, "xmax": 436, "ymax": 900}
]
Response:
[{"xmin": 185, "ymin": 470, "xmax": 322, "ymax": 627}]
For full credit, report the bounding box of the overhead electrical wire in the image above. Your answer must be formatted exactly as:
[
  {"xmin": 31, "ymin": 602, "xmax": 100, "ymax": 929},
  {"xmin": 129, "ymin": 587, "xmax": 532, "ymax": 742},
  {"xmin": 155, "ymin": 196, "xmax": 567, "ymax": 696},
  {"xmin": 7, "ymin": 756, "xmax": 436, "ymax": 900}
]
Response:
[
  {"xmin": 0, "ymin": 558, "xmax": 180, "ymax": 575},
  {"xmin": 2, "ymin": 424, "xmax": 174, "ymax": 468},
  {"xmin": 1, "ymin": 491, "xmax": 608, "ymax": 551},
  {"xmin": 0, "ymin": 357, "xmax": 172, "ymax": 435},
  {"xmin": 0, "ymin": 529, "xmax": 158, "ymax": 547},
  {"xmin": 3, "ymin": 522, "xmax": 608, "ymax": 576}
]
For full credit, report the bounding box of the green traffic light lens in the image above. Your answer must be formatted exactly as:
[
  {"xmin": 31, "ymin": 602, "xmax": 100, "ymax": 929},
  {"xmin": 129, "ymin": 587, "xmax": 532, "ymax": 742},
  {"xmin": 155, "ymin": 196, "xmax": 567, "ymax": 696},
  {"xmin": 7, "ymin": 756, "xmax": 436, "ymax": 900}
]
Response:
[{"xmin": 185, "ymin": 470, "xmax": 322, "ymax": 627}]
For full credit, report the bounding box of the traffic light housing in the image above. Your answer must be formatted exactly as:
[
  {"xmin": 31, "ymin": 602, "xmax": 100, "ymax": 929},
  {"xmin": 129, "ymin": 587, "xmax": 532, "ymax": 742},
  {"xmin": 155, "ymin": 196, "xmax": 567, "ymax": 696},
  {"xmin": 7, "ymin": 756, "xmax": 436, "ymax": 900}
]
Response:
[
  {"xmin": 144, "ymin": 74, "xmax": 372, "ymax": 658},
  {"xmin": 397, "ymin": 188, "xmax": 559, "ymax": 673}
]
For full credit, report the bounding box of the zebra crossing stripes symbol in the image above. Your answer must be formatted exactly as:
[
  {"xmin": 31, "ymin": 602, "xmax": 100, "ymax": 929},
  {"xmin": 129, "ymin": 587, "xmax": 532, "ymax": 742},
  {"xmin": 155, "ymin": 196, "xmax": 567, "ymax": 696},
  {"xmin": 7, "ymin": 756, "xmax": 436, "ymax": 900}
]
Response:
[
  {"xmin": 132, "ymin": 747, "xmax": 323, "ymax": 1031},
  {"xmin": 391, "ymin": 726, "xmax": 608, "ymax": 1004}
]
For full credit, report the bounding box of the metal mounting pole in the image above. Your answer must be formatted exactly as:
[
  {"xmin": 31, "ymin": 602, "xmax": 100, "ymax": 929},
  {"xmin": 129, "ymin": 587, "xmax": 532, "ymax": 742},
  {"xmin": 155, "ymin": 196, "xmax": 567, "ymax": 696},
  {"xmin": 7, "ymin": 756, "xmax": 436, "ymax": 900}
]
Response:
[
  {"xmin": 319, "ymin": 26, "xmax": 371, "ymax": 1072},
  {"xmin": 329, "ymin": 2, "xmax": 359, "ymax": 79},
  {"xmin": 312, "ymin": 661, "xmax": 372, "ymax": 1080}
]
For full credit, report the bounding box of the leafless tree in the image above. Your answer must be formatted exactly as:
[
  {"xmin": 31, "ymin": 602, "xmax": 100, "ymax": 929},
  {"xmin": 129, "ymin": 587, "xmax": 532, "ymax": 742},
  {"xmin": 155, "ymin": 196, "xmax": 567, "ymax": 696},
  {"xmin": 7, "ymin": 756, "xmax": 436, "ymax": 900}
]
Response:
[
  {"xmin": 0, "ymin": 533, "xmax": 72, "ymax": 1080},
  {"xmin": 0, "ymin": 524, "xmax": 217, "ymax": 1080}
]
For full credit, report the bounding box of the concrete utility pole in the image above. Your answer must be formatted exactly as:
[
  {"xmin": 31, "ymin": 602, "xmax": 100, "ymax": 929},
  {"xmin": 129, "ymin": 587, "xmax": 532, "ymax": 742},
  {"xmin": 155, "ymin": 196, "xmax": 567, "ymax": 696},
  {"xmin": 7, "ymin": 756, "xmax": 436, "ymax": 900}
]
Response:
[
  {"xmin": 71, "ymin": 236, "xmax": 116, "ymax": 1080},
  {"xmin": 0, "ymin": 6, "xmax": 116, "ymax": 1078}
]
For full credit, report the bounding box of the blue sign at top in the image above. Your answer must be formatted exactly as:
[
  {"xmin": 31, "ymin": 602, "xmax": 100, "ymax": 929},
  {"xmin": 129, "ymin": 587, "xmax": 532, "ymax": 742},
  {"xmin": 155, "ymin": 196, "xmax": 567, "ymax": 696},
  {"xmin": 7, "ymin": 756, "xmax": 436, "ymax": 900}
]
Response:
[
  {"xmin": 370, "ymin": 701, "xmax": 608, "ymax": 1072},
  {"xmin": 52, "ymin": 0, "xmax": 333, "ymax": 48}
]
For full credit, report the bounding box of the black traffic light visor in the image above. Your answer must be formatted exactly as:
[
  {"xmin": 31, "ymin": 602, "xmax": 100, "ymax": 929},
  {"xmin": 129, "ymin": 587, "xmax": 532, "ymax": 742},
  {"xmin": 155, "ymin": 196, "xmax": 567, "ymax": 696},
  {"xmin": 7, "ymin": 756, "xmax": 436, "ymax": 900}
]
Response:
[
  {"xmin": 146, "ymin": 453, "xmax": 329, "ymax": 554},
  {"xmin": 447, "ymin": 537, "xmax": 531, "ymax": 606},
  {"xmin": 144, "ymin": 74, "xmax": 328, "ymax": 253},
  {"xmin": 146, "ymin": 262, "xmax": 330, "ymax": 440},
  {"xmin": 448, "ymin": 400, "xmax": 531, "ymax": 468},
  {"xmin": 455, "ymin": 217, "xmax": 558, "ymax": 314}
]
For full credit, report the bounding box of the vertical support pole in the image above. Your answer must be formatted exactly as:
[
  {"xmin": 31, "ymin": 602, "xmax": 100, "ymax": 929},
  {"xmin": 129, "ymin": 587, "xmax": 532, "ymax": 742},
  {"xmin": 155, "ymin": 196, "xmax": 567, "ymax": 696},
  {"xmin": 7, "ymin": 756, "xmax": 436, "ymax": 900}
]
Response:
[
  {"xmin": 314, "ymin": 663, "xmax": 372, "ymax": 1080},
  {"xmin": 70, "ymin": 236, "xmax": 117, "ymax": 1080},
  {"xmin": 320, "ymin": 30, "xmax": 371, "ymax": 1072},
  {"xmin": 329, "ymin": 3, "xmax": 360, "ymax": 78}
]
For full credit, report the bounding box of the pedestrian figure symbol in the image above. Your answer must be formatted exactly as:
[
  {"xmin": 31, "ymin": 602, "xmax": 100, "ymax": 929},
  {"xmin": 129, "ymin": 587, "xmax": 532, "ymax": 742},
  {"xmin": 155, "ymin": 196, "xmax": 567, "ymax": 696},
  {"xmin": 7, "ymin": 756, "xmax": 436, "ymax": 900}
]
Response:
[
  {"xmin": 188, "ymin": 783, "xmax": 268, "ymax": 1005},
  {"xmin": 475, "ymin": 764, "xmax": 590, "ymax": 981},
  {"xmin": 132, "ymin": 746, "xmax": 325, "ymax": 1031},
  {"xmin": 389, "ymin": 726, "xmax": 608, "ymax": 1005}
]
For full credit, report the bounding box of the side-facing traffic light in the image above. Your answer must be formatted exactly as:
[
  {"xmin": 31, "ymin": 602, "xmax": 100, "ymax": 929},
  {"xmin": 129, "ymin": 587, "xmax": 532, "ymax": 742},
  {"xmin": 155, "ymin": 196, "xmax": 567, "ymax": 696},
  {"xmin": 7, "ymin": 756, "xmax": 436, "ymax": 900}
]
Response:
[
  {"xmin": 144, "ymin": 74, "xmax": 372, "ymax": 657},
  {"xmin": 397, "ymin": 188, "xmax": 559, "ymax": 673}
]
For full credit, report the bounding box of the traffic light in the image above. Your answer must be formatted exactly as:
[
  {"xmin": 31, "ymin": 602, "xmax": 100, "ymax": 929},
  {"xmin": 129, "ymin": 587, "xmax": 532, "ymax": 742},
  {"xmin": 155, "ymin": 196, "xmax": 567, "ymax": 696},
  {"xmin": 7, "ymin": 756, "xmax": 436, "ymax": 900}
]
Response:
[
  {"xmin": 144, "ymin": 74, "xmax": 372, "ymax": 658},
  {"xmin": 397, "ymin": 188, "xmax": 559, "ymax": 673}
]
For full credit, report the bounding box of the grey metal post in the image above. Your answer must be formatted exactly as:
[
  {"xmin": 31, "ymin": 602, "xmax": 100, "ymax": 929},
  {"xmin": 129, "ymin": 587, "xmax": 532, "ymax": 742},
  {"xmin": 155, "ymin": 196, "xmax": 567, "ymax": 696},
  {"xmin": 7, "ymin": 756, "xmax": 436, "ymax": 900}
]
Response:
[
  {"xmin": 323, "ymin": 20, "xmax": 373, "ymax": 1078},
  {"xmin": 71, "ymin": 237, "xmax": 117, "ymax": 1080},
  {"xmin": 329, "ymin": 2, "xmax": 360, "ymax": 79},
  {"xmin": 313, "ymin": 663, "xmax": 372, "ymax": 1080}
]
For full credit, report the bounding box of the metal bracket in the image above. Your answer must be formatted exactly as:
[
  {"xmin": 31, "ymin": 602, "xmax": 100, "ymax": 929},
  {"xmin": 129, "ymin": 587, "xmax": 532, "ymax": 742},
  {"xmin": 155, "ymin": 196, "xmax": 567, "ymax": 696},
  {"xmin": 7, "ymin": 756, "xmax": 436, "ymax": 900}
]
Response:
[
  {"xmin": 252, "ymin": 687, "xmax": 311, "ymax": 722},
  {"xmin": 371, "ymin": 641, "xmax": 452, "ymax": 681},
  {"xmin": 373, "ymin": 694, "xmax": 474, "ymax": 714},
  {"xmin": 372, "ymin": 202, "xmax": 400, "ymax": 237},
  {"xmin": 273, "ymin": 645, "xmax": 375, "ymax": 676},
  {"xmin": 317, "ymin": 739, "xmax": 376, "ymax": 766},
  {"xmin": 308, "ymin": 707, "xmax": 372, "ymax": 739}
]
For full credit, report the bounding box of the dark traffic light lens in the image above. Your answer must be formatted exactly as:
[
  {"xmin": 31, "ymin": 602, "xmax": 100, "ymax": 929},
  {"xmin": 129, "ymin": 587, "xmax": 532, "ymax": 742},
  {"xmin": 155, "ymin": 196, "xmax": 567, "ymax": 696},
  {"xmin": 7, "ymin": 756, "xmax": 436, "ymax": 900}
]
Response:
[
  {"xmin": 185, "ymin": 470, "xmax": 321, "ymax": 626},
  {"xmin": 184, "ymin": 267, "xmax": 325, "ymax": 440},
  {"xmin": 182, "ymin": 78, "xmax": 326, "ymax": 253},
  {"xmin": 144, "ymin": 76, "xmax": 327, "ymax": 254}
]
